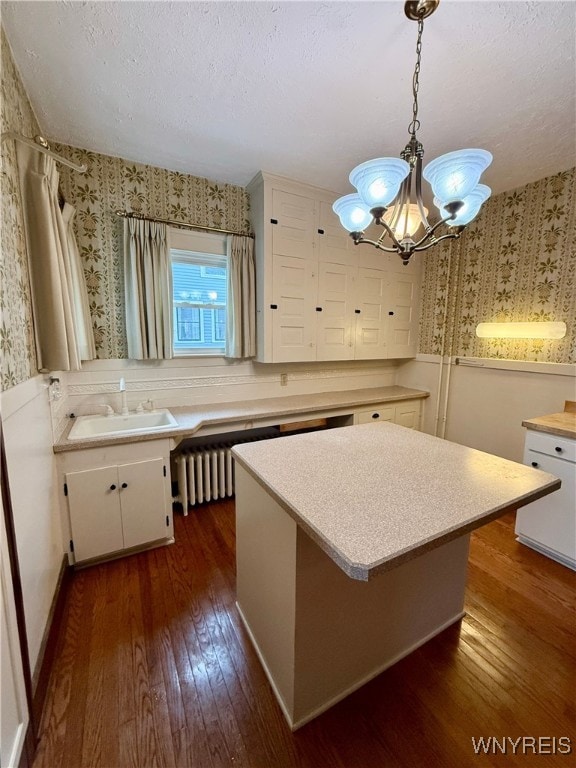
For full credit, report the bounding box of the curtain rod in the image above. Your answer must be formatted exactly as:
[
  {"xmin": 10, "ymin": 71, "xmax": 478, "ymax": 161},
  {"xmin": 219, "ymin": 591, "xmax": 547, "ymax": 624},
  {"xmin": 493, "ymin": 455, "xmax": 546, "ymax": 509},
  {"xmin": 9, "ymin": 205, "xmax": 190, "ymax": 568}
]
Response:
[
  {"xmin": 114, "ymin": 209, "xmax": 254, "ymax": 239},
  {"xmin": 0, "ymin": 132, "xmax": 87, "ymax": 173}
]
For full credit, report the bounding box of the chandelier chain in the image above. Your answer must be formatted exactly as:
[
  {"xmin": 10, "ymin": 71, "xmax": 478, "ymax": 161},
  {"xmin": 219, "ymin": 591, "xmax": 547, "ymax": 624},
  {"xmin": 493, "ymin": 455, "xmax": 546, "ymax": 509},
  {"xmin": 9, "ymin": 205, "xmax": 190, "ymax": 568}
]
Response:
[{"xmin": 408, "ymin": 17, "xmax": 424, "ymax": 137}]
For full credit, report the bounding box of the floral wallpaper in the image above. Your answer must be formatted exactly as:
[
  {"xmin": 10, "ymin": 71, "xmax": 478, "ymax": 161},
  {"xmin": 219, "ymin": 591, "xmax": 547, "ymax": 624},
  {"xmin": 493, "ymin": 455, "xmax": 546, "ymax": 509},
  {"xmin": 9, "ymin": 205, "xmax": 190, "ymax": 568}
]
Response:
[
  {"xmin": 54, "ymin": 143, "xmax": 250, "ymax": 358},
  {"xmin": 419, "ymin": 168, "xmax": 576, "ymax": 364},
  {"xmin": 0, "ymin": 27, "xmax": 39, "ymax": 389}
]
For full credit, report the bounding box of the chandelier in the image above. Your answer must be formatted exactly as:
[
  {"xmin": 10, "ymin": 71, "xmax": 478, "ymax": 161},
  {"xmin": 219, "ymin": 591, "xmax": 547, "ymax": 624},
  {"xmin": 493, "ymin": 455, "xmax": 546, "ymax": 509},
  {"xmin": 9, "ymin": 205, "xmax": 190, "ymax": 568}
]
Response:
[{"xmin": 332, "ymin": 0, "xmax": 492, "ymax": 265}]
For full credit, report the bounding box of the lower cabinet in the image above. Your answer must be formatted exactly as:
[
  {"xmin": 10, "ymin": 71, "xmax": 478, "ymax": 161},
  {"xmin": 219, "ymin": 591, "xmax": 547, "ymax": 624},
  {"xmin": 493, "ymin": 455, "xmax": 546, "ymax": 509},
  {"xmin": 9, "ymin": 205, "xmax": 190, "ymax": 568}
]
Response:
[
  {"xmin": 515, "ymin": 429, "xmax": 575, "ymax": 569},
  {"xmin": 354, "ymin": 399, "xmax": 422, "ymax": 430},
  {"xmin": 59, "ymin": 440, "xmax": 173, "ymax": 565}
]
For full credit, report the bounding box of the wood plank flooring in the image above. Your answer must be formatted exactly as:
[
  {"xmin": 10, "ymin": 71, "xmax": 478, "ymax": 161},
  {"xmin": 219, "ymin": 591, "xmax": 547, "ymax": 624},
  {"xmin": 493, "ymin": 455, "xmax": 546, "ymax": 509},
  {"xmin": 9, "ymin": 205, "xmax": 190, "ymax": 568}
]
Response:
[{"xmin": 33, "ymin": 504, "xmax": 575, "ymax": 768}]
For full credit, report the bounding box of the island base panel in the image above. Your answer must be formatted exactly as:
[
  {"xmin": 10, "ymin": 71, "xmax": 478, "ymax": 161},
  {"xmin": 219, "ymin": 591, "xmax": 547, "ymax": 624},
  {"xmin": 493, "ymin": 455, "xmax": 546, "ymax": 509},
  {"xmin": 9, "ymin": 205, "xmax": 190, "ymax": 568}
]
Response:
[{"xmin": 235, "ymin": 465, "xmax": 470, "ymax": 730}]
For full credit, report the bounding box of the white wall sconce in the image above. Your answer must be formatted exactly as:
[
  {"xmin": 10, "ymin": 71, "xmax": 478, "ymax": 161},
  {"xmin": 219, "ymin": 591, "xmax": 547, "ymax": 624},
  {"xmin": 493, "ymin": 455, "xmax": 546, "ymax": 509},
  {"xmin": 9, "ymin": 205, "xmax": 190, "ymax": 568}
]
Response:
[{"xmin": 476, "ymin": 322, "xmax": 567, "ymax": 339}]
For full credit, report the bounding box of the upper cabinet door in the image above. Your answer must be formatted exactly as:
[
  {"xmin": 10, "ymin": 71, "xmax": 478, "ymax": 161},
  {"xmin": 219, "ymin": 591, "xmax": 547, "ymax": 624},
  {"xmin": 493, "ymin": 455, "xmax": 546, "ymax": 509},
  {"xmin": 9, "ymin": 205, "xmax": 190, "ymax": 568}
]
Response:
[
  {"xmin": 317, "ymin": 200, "xmax": 355, "ymax": 265},
  {"xmin": 271, "ymin": 254, "xmax": 317, "ymax": 362},
  {"xmin": 316, "ymin": 263, "xmax": 355, "ymax": 360},
  {"xmin": 271, "ymin": 189, "xmax": 316, "ymax": 259},
  {"xmin": 386, "ymin": 268, "xmax": 421, "ymax": 359},
  {"xmin": 353, "ymin": 268, "xmax": 389, "ymax": 359}
]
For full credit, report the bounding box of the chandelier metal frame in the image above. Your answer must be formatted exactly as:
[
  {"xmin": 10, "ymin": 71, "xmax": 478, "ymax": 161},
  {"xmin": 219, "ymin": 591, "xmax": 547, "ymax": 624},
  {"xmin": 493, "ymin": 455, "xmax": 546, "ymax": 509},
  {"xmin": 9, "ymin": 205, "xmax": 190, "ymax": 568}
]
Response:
[{"xmin": 335, "ymin": 0, "xmax": 491, "ymax": 265}]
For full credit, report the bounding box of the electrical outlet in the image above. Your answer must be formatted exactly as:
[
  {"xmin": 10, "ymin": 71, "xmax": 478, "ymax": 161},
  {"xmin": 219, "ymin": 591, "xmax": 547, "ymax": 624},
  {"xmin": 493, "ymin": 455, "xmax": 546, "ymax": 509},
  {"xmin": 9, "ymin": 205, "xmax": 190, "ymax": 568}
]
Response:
[{"xmin": 280, "ymin": 373, "xmax": 288, "ymax": 386}]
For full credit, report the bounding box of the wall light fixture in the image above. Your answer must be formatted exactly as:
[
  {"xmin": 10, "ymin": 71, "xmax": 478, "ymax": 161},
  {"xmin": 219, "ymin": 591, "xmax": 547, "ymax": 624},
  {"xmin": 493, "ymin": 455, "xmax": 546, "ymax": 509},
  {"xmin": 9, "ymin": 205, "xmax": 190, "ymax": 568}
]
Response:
[{"xmin": 475, "ymin": 322, "xmax": 567, "ymax": 340}]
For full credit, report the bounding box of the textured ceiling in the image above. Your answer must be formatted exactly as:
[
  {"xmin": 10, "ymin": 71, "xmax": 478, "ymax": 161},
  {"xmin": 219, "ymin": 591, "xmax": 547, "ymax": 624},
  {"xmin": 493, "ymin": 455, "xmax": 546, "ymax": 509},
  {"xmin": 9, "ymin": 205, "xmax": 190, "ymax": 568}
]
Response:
[{"xmin": 2, "ymin": 1, "xmax": 575, "ymax": 196}]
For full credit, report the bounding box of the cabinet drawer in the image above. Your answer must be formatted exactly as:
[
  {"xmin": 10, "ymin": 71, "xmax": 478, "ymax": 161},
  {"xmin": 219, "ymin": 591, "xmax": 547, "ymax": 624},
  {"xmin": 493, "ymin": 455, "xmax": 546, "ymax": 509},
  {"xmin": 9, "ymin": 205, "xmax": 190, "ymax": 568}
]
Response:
[
  {"xmin": 356, "ymin": 406, "xmax": 395, "ymax": 424},
  {"xmin": 525, "ymin": 430, "xmax": 576, "ymax": 462}
]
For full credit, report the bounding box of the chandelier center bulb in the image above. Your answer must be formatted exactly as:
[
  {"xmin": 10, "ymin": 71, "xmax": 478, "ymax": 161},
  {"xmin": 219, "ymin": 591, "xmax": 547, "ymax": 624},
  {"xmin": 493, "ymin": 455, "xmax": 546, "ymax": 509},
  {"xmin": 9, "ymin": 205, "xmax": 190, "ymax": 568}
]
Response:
[{"xmin": 404, "ymin": 0, "xmax": 439, "ymax": 21}]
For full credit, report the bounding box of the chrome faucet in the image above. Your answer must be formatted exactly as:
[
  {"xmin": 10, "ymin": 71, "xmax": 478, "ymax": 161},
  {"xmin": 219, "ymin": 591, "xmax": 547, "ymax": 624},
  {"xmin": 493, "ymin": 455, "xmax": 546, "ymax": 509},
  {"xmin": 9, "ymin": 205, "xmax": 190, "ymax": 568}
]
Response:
[{"xmin": 119, "ymin": 377, "xmax": 129, "ymax": 415}]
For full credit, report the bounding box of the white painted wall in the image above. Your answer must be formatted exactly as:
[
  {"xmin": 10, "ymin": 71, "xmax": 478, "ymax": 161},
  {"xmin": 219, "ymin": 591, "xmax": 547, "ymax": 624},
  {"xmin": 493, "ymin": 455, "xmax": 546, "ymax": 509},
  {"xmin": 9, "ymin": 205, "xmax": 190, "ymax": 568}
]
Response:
[
  {"xmin": 2, "ymin": 375, "xmax": 64, "ymax": 673},
  {"xmin": 397, "ymin": 356, "xmax": 575, "ymax": 461}
]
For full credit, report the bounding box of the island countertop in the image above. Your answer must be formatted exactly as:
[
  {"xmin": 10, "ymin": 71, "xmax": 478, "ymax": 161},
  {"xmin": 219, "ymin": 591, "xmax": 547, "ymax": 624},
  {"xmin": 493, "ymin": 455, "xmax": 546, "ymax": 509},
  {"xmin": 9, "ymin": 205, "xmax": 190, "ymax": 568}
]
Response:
[{"xmin": 232, "ymin": 422, "xmax": 560, "ymax": 580}]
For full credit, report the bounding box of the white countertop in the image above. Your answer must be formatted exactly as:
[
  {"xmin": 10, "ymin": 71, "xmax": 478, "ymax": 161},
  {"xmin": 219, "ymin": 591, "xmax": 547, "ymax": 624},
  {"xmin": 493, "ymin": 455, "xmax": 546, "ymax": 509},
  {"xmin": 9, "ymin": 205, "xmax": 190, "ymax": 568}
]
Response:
[
  {"xmin": 232, "ymin": 422, "xmax": 561, "ymax": 580},
  {"xmin": 53, "ymin": 386, "xmax": 428, "ymax": 452}
]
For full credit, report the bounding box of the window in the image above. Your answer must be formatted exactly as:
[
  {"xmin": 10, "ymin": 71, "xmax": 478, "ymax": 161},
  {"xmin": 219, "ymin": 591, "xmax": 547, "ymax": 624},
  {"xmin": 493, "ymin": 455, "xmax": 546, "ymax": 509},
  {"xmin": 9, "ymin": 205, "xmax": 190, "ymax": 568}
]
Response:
[
  {"xmin": 175, "ymin": 307, "xmax": 202, "ymax": 342},
  {"xmin": 170, "ymin": 229, "xmax": 227, "ymax": 355}
]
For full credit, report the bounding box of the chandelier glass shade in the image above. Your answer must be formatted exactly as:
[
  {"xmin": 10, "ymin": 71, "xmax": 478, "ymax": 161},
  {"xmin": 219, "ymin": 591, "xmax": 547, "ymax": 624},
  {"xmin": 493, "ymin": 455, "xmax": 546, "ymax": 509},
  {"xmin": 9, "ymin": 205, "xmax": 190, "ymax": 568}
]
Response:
[{"xmin": 332, "ymin": 0, "xmax": 493, "ymax": 265}]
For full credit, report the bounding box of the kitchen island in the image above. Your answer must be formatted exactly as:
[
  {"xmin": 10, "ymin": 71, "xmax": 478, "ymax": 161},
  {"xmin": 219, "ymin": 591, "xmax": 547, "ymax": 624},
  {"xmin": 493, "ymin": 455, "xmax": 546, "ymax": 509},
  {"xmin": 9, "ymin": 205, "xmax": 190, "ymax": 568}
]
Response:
[{"xmin": 232, "ymin": 422, "xmax": 560, "ymax": 730}]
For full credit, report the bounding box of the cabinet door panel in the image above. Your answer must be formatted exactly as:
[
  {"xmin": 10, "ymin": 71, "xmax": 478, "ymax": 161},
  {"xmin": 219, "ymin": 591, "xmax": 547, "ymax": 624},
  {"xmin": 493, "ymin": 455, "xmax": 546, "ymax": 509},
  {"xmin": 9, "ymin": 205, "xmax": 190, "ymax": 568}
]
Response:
[
  {"xmin": 317, "ymin": 200, "xmax": 354, "ymax": 264},
  {"xmin": 395, "ymin": 401, "xmax": 421, "ymax": 429},
  {"xmin": 354, "ymin": 268, "xmax": 388, "ymax": 359},
  {"xmin": 67, "ymin": 465, "xmax": 124, "ymax": 562},
  {"xmin": 387, "ymin": 270, "xmax": 420, "ymax": 359},
  {"xmin": 516, "ymin": 451, "xmax": 575, "ymax": 562},
  {"xmin": 272, "ymin": 255, "xmax": 317, "ymax": 361},
  {"xmin": 272, "ymin": 189, "xmax": 315, "ymax": 259},
  {"xmin": 119, "ymin": 458, "xmax": 168, "ymax": 549},
  {"xmin": 316, "ymin": 263, "xmax": 354, "ymax": 360}
]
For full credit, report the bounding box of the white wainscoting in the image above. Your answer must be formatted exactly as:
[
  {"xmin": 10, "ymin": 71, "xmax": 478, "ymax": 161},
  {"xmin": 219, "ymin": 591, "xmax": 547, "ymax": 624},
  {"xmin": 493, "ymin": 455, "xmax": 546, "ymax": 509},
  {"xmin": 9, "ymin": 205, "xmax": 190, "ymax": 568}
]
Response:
[
  {"xmin": 2, "ymin": 375, "xmax": 64, "ymax": 672},
  {"xmin": 397, "ymin": 355, "xmax": 575, "ymax": 461}
]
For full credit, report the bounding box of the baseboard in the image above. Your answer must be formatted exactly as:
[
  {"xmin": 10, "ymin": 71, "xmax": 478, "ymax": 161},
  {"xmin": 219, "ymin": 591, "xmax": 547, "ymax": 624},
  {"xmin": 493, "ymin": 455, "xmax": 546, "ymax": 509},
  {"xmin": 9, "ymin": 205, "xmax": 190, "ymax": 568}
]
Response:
[{"xmin": 32, "ymin": 554, "xmax": 72, "ymax": 727}]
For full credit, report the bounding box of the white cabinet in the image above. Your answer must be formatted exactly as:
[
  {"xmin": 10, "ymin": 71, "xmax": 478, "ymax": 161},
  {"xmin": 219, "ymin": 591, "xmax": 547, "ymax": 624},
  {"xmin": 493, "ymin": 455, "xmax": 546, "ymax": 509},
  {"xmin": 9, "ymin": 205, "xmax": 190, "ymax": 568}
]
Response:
[
  {"xmin": 58, "ymin": 440, "xmax": 173, "ymax": 565},
  {"xmin": 354, "ymin": 399, "xmax": 422, "ymax": 430},
  {"xmin": 248, "ymin": 172, "xmax": 421, "ymax": 363},
  {"xmin": 515, "ymin": 430, "xmax": 575, "ymax": 570}
]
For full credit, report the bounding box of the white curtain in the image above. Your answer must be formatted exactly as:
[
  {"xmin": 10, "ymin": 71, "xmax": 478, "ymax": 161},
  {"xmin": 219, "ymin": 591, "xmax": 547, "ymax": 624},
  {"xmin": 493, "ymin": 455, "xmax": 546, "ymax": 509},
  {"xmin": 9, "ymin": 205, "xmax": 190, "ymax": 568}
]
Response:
[
  {"xmin": 225, "ymin": 234, "xmax": 256, "ymax": 359},
  {"xmin": 15, "ymin": 143, "xmax": 96, "ymax": 371},
  {"xmin": 61, "ymin": 203, "xmax": 96, "ymax": 361},
  {"xmin": 123, "ymin": 218, "xmax": 173, "ymax": 359}
]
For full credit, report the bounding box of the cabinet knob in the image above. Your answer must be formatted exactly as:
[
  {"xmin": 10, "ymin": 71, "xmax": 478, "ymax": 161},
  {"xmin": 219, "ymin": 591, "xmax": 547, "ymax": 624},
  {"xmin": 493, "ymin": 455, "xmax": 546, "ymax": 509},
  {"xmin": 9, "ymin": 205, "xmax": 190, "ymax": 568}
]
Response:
[
  {"xmin": 109, "ymin": 484, "xmax": 117, "ymax": 491},
  {"xmin": 388, "ymin": 311, "xmax": 395, "ymax": 316},
  {"xmin": 372, "ymin": 413, "xmax": 380, "ymax": 419},
  {"xmin": 531, "ymin": 462, "xmax": 539, "ymax": 468},
  {"xmin": 270, "ymin": 304, "xmax": 278, "ymax": 310},
  {"xmin": 317, "ymin": 228, "xmax": 325, "ymax": 235},
  {"xmin": 316, "ymin": 307, "xmax": 323, "ymax": 312},
  {"xmin": 270, "ymin": 218, "xmax": 278, "ymax": 225},
  {"xmin": 555, "ymin": 446, "xmax": 563, "ymax": 453},
  {"xmin": 121, "ymin": 482, "xmax": 128, "ymax": 489},
  {"xmin": 355, "ymin": 309, "xmax": 361, "ymax": 314}
]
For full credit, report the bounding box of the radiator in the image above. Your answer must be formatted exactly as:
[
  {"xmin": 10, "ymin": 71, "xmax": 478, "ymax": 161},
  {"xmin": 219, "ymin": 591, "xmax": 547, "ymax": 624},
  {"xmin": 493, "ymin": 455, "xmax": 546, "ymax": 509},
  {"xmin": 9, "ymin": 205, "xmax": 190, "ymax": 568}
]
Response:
[
  {"xmin": 175, "ymin": 430, "xmax": 280, "ymax": 512},
  {"xmin": 175, "ymin": 446, "xmax": 235, "ymax": 513}
]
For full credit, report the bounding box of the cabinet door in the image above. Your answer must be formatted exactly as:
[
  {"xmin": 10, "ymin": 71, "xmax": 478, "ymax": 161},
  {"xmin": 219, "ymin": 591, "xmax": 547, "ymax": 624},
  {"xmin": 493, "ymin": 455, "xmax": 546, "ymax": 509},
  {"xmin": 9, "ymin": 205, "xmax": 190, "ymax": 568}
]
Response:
[
  {"xmin": 386, "ymin": 269, "xmax": 420, "ymax": 359},
  {"xmin": 317, "ymin": 200, "xmax": 354, "ymax": 265},
  {"xmin": 516, "ymin": 451, "xmax": 575, "ymax": 563},
  {"xmin": 316, "ymin": 262, "xmax": 355, "ymax": 360},
  {"xmin": 354, "ymin": 268, "xmax": 388, "ymax": 359},
  {"xmin": 395, "ymin": 400, "xmax": 421, "ymax": 429},
  {"xmin": 119, "ymin": 458, "xmax": 169, "ymax": 550},
  {"xmin": 67, "ymin": 465, "xmax": 124, "ymax": 562},
  {"xmin": 271, "ymin": 254, "xmax": 317, "ymax": 362},
  {"xmin": 271, "ymin": 189, "xmax": 315, "ymax": 259}
]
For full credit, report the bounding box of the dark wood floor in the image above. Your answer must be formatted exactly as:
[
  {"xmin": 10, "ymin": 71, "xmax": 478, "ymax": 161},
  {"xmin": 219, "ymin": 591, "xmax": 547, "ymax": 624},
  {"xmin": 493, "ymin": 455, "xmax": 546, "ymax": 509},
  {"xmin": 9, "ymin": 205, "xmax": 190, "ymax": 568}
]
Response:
[{"xmin": 33, "ymin": 503, "xmax": 575, "ymax": 768}]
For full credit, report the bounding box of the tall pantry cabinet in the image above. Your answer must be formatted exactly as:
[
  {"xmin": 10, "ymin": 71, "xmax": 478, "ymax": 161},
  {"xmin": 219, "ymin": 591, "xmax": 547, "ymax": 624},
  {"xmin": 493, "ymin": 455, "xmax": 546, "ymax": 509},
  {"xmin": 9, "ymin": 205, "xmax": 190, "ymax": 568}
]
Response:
[{"xmin": 247, "ymin": 172, "xmax": 422, "ymax": 364}]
